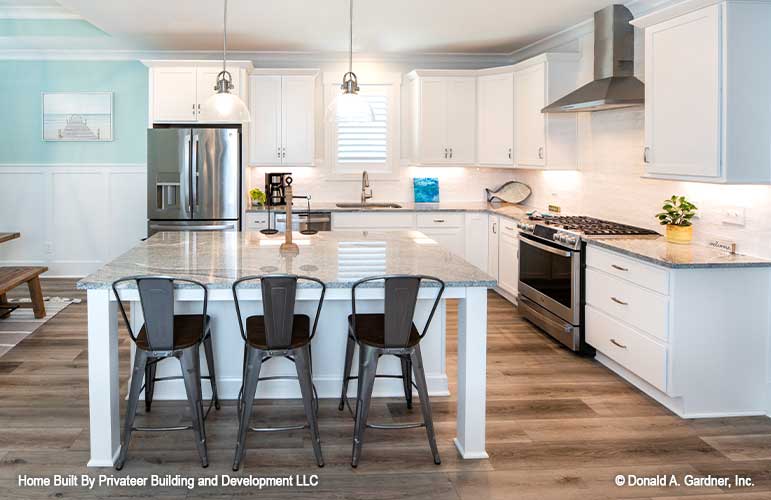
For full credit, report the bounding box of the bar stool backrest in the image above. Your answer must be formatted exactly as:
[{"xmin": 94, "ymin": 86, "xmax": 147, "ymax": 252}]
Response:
[
  {"xmin": 232, "ymin": 274, "xmax": 326, "ymax": 349},
  {"xmin": 112, "ymin": 276, "xmax": 208, "ymax": 352},
  {"xmin": 351, "ymin": 275, "xmax": 445, "ymax": 348},
  {"xmin": 261, "ymin": 276, "xmax": 298, "ymax": 348}
]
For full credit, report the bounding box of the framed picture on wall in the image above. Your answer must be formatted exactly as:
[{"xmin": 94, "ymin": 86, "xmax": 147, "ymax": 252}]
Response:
[{"xmin": 42, "ymin": 92, "xmax": 113, "ymax": 142}]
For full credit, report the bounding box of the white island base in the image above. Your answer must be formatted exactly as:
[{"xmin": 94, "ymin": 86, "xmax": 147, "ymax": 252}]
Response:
[{"xmin": 86, "ymin": 285, "xmax": 489, "ymax": 467}]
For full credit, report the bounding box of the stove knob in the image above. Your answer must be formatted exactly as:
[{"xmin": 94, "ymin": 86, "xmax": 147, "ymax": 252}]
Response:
[
  {"xmin": 554, "ymin": 234, "xmax": 563, "ymax": 242},
  {"xmin": 565, "ymin": 236, "xmax": 578, "ymax": 245}
]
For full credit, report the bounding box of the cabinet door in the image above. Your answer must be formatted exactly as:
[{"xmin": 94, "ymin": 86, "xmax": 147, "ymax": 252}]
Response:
[
  {"xmin": 418, "ymin": 78, "xmax": 448, "ymax": 163},
  {"xmin": 446, "ymin": 78, "xmax": 477, "ymax": 164},
  {"xmin": 420, "ymin": 227, "xmax": 465, "ymax": 258},
  {"xmin": 514, "ymin": 62, "xmax": 546, "ymax": 167},
  {"xmin": 498, "ymin": 227, "xmax": 519, "ymax": 297},
  {"xmin": 281, "ymin": 75, "xmax": 315, "ymax": 166},
  {"xmin": 477, "ymin": 73, "xmax": 514, "ymax": 165},
  {"xmin": 464, "ymin": 212, "xmax": 489, "ymax": 272},
  {"xmin": 488, "ymin": 215, "xmax": 499, "ymax": 280},
  {"xmin": 644, "ymin": 5, "xmax": 721, "ymax": 179},
  {"xmin": 248, "ymin": 75, "xmax": 282, "ymax": 165},
  {"xmin": 153, "ymin": 67, "xmax": 197, "ymax": 122}
]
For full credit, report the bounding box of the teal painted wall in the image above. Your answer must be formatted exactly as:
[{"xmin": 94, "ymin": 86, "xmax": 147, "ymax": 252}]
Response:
[{"xmin": 0, "ymin": 60, "xmax": 148, "ymax": 164}]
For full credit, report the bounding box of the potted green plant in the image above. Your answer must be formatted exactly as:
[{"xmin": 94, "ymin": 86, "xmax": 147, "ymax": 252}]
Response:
[
  {"xmin": 249, "ymin": 187, "xmax": 266, "ymax": 207},
  {"xmin": 656, "ymin": 195, "xmax": 697, "ymax": 244}
]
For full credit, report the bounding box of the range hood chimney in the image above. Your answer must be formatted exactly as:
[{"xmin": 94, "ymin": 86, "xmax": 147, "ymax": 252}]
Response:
[{"xmin": 542, "ymin": 4, "xmax": 644, "ymax": 113}]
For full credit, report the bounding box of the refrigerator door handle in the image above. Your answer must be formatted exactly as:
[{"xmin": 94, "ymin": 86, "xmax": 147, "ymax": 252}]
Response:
[
  {"xmin": 191, "ymin": 134, "xmax": 199, "ymax": 216},
  {"xmin": 184, "ymin": 134, "xmax": 192, "ymax": 216}
]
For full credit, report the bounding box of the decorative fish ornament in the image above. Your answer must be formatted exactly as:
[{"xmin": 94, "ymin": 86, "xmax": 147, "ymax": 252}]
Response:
[{"xmin": 485, "ymin": 181, "xmax": 532, "ymax": 204}]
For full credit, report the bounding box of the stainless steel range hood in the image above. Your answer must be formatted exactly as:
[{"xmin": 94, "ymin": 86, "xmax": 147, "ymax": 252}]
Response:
[{"xmin": 542, "ymin": 4, "xmax": 643, "ymax": 113}]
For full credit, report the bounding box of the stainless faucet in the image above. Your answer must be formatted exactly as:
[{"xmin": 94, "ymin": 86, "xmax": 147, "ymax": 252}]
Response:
[{"xmin": 361, "ymin": 170, "xmax": 373, "ymax": 205}]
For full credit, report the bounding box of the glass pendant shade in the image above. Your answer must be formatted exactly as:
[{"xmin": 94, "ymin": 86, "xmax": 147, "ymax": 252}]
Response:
[
  {"xmin": 327, "ymin": 90, "xmax": 375, "ymax": 123},
  {"xmin": 200, "ymin": 81, "xmax": 251, "ymax": 123}
]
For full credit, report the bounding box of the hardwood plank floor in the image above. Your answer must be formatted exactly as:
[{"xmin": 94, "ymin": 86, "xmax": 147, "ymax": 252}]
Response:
[{"xmin": 1, "ymin": 279, "xmax": 770, "ymax": 499}]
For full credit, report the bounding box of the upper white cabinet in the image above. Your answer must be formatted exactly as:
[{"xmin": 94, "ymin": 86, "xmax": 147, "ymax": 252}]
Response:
[
  {"xmin": 513, "ymin": 54, "xmax": 580, "ymax": 169},
  {"xmin": 632, "ymin": 0, "xmax": 771, "ymax": 183},
  {"xmin": 477, "ymin": 70, "xmax": 514, "ymax": 166},
  {"xmin": 406, "ymin": 70, "xmax": 477, "ymax": 165},
  {"xmin": 144, "ymin": 61, "xmax": 252, "ymax": 124},
  {"xmin": 248, "ymin": 71, "xmax": 318, "ymax": 166}
]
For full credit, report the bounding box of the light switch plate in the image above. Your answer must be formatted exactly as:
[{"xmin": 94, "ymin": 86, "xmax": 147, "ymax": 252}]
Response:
[{"xmin": 722, "ymin": 207, "xmax": 746, "ymax": 226}]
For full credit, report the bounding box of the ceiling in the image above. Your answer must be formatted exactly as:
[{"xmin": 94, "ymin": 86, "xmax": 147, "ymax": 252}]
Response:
[{"xmin": 44, "ymin": 0, "xmax": 615, "ymax": 55}]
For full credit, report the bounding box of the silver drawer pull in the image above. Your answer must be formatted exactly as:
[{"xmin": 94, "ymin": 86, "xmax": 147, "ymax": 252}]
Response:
[
  {"xmin": 433, "ymin": 219, "xmax": 445, "ymax": 223},
  {"xmin": 610, "ymin": 338, "xmax": 628, "ymax": 349},
  {"xmin": 611, "ymin": 297, "xmax": 628, "ymax": 306},
  {"xmin": 504, "ymin": 226, "xmax": 514, "ymax": 231},
  {"xmin": 611, "ymin": 264, "xmax": 629, "ymax": 272}
]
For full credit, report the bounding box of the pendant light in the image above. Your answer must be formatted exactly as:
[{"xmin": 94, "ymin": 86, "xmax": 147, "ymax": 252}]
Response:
[
  {"xmin": 327, "ymin": 0, "xmax": 374, "ymax": 123},
  {"xmin": 200, "ymin": 0, "xmax": 251, "ymax": 123}
]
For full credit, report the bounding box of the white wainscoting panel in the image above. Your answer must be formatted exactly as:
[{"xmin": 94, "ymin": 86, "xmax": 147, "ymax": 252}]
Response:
[{"xmin": 0, "ymin": 164, "xmax": 147, "ymax": 277}]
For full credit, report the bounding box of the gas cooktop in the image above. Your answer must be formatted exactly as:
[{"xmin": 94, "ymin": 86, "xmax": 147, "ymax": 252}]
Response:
[{"xmin": 517, "ymin": 215, "xmax": 659, "ymax": 250}]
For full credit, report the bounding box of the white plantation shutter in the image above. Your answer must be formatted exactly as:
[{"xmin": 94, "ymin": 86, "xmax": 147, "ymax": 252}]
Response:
[{"xmin": 332, "ymin": 84, "xmax": 394, "ymax": 173}]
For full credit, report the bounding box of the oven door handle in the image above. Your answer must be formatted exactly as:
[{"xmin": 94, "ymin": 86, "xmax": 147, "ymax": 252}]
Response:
[{"xmin": 521, "ymin": 237, "xmax": 573, "ymax": 257}]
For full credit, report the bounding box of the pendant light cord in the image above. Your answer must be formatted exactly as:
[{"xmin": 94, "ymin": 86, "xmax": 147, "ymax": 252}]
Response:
[
  {"xmin": 348, "ymin": 0, "xmax": 353, "ymax": 74},
  {"xmin": 222, "ymin": 0, "xmax": 228, "ymax": 74}
]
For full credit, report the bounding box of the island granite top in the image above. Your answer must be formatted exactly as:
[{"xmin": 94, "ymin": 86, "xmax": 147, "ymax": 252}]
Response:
[{"xmin": 77, "ymin": 230, "xmax": 496, "ymax": 290}]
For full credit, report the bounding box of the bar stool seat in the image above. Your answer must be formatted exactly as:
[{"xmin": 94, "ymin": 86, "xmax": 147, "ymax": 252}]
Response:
[
  {"xmin": 348, "ymin": 314, "xmax": 420, "ymax": 348},
  {"xmin": 246, "ymin": 314, "xmax": 310, "ymax": 349},
  {"xmin": 136, "ymin": 314, "xmax": 210, "ymax": 350}
]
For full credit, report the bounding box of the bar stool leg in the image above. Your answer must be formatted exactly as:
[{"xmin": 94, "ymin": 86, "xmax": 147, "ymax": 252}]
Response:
[
  {"xmin": 410, "ymin": 344, "xmax": 441, "ymax": 465},
  {"xmin": 202, "ymin": 332, "xmax": 221, "ymax": 410},
  {"xmin": 233, "ymin": 347, "xmax": 263, "ymax": 471},
  {"xmin": 351, "ymin": 345, "xmax": 378, "ymax": 468},
  {"xmin": 180, "ymin": 346, "xmax": 208, "ymax": 468},
  {"xmin": 144, "ymin": 358, "xmax": 157, "ymax": 412},
  {"xmin": 338, "ymin": 335, "xmax": 355, "ymax": 411},
  {"xmin": 294, "ymin": 345, "xmax": 324, "ymax": 467},
  {"xmin": 115, "ymin": 350, "xmax": 148, "ymax": 470},
  {"xmin": 400, "ymin": 355, "xmax": 413, "ymax": 409}
]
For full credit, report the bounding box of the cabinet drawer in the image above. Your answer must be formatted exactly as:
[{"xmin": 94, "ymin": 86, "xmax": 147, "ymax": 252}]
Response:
[
  {"xmin": 586, "ymin": 306, "xmax": 668, "ymax": 392},
  {"xmin": 586, "ymin": 268, "xmax": 669, "ymax": 341},
  {"xmin": 587, "ymin": 246, "xmax": 669, "ymax": 294},
  {"xmin": 416, "ymin": 212, "xmax": 464, "ymax": 227},
  {"xmin": 333, "ymin": 212, "xmax": 415, "ymax": 229},
  {"xmin": 499, "ymin": 218, "xmax": 518, "ymax": 237},
  {"xmin": 244, "ymin": 212, "xmax": 269, "ymax": 231}
]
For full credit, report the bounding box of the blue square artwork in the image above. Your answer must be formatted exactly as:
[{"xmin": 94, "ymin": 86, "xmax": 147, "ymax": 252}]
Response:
[{"xmin": 413, "ymin": 177, "xmax": 439, "ymax": 203}]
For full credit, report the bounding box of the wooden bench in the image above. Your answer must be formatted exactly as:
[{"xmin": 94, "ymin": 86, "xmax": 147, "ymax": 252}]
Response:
[{"xmin": 0, "ymin": 267, "xmax": 48, "ymax": 319}]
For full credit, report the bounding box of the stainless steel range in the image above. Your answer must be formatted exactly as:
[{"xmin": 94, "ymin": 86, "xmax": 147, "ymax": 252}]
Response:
[{"xmin": 516, "ymin": 215, "xmax": 658, "ymax": 352}]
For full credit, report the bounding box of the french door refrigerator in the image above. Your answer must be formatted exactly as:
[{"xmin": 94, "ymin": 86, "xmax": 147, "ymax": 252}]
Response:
[{"xmin": 147, "ymin": 127, "xmax": 241, "ymax": 236}]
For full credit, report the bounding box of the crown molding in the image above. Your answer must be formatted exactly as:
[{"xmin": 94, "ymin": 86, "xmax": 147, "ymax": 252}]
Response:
[{"xmin": 0, "ymin": 5, "xmax": 80, "ymax": 20}]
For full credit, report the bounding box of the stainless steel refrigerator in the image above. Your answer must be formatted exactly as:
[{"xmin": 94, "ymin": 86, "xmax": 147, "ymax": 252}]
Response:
[{"xmin": 147, "ymin": 127, "xmax": 241, "ymax": 236}]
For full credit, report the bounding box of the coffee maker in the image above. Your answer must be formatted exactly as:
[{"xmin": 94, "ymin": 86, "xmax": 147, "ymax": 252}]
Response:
[{"xmin": 265, "ymin": 172, "xmax": 291, "ymax": 206}]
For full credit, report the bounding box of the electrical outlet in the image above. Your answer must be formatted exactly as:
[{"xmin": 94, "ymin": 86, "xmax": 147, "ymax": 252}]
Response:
[{"xmin": 722, "ymin": 207, "xmax": 746, "ymax": 226}]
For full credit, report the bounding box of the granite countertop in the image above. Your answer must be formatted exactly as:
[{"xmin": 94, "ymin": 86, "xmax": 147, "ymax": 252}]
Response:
[
  {"xmin": 77, "ymin": 230, "xmax": 496, "ymax": 290},
  {"xmin": 585, "ymin": 236, "xmax": 771, "ymax": 269}
]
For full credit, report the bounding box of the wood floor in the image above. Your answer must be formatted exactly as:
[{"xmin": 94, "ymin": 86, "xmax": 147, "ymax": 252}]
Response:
[{"xmin": 1, "ymin": 279, "xmax": 770, "ymax": 499}]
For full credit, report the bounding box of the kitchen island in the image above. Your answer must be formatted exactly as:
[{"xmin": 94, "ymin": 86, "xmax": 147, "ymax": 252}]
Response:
[{"xmin": 77, "ymin": 230, "xmax": 495, "ymax": 467}]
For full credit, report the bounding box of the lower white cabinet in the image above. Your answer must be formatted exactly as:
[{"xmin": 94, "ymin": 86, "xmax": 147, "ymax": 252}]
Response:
[
  {"xmin": 464, "ymin": 212, "xmax": 488, "ymax": 271},
  {"xmin": 585, "ymin": 245, "xmax": 771, "ymax": 418},
  {"xmin": 497, "ymin": 220, "xmax": 519, "ymax": 298},
  {"xmin": 416, "ymin": 212, "xmax": 465, "ymax": 258},
  {"xmin": 244, "ymin": 212, "xmax": 269, "ymax": 231},
  {"xmin": 332, "ymin": 212, "xmax": 416, "ymax": 231},
  {"xmin": 487, "ymin": 215, "xmax": 499, "ymax": 279}
]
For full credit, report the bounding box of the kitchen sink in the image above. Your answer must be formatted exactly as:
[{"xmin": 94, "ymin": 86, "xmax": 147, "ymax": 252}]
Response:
[{"xmin": 336, "ymin": 202, "xmax": 403, "ymax": 209}]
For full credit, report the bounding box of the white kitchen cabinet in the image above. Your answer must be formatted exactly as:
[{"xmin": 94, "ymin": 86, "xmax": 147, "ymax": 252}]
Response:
[
  {"xmin": 145, "ymin": 61, "xmax": 251, "ymax": 124},
  {"xmin": 244, "ymin": 212, "xmax": 270, "ymax": 231},
  {"xmin": 464, "ymin": 212, "xmax": 489, "ymax": 272},
  {"xmin": 632, "ymin": 0, "xmax": 771, "ymax": 183},
  {"xmin": 487, "ymin": 215, "xmax": 499, "ymax": 280},
  {"xmin": 417, "ymin": 212, "xmax": 465, "ymax": 259},
  {"xmin": 406, "ymin": 70, "xmax": 477, "ymax": 165},
  {"xmin": 477, "ymin": 70, "xmax": 514, "ymax": 166},
  {"xmin": 512, "ymin": 54, "xmax": 580, "ymax": 170},
  {"xmin": 332, "ymin": 212, "xmax": 416, "ymax": 231},
  {"xmin": 585, "ymin": 244, "xmax": 771, "ymax": 418},
  {"xmin": 248, "ymin": 72, "xmax": 317, "ymax": 166},
  {"xmin": 497, "ymin": 220, "xmax": 519, "ymax": 299}
]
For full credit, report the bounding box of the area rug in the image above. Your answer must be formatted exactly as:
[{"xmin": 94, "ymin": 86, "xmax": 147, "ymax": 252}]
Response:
[{"xmin": 0, "ymin": 297, "xmax": 80, "ymax": 357}]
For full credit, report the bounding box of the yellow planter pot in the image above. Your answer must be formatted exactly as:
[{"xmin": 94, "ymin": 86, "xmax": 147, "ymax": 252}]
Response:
[{"xmin": 666, "ymin": 224, "xmax": 693, "ymax": 244}]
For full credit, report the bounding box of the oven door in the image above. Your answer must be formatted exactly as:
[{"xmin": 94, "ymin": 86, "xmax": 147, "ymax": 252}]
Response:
[{"xmin": 518, "ymin": 234, "xmax": 581, "ymax": 325}]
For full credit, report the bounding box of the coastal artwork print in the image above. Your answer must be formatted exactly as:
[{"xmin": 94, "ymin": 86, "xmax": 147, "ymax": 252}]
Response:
[
  {"xmin": 42, "ymin": 92, "xmax": 113, "ymax": 142},
  {"xmin": 413, "ymin": 177, "xmax": 439, "ymax": 203}
]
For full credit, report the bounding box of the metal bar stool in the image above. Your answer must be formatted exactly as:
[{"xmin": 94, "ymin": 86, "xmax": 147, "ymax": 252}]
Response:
[
  {"xmin": 339, "ymin": 274, "xmax": 445, "ymax": 467},
  {"xmin": 231, "ymin": 274, "xmax": 326, "ymax": 470},
  {"xmin": 111, "ymin": 276, "xmax": 220, "ymax": 470}
]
